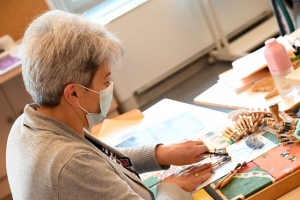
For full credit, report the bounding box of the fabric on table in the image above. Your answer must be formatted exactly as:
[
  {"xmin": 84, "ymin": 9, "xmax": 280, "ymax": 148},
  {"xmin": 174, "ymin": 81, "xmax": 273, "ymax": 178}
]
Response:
[
  {"xmin": 209, "ymin": 162, "xmax": 274, "ymax": 200},
  {"xmin": 253, "ymin": 143, "xmax": 300, "ymax": 180}
]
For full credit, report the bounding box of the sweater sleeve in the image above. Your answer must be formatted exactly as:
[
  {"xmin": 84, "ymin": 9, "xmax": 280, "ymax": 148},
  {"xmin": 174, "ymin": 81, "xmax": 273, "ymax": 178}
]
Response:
[
  {"xmin": 117, "ymin": 145, "xmax": 169, "ymax": 174},
  {"xmin": 58, "ymin": 152, "xmax": 147, "ymax": 200}
]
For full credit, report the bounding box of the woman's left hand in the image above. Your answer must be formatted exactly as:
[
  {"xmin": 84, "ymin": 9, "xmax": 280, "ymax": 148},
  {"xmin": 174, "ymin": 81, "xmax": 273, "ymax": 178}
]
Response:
[{"xmin": 155, "ymin": 140, "xmax": 209, "ymax": 166}]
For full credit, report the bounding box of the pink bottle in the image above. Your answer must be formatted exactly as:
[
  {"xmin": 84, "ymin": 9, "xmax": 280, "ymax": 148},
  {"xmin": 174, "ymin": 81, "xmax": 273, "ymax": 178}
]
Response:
[{"xmin": 264, "ymin": 38, "xmax": 298, "ymax": 98}]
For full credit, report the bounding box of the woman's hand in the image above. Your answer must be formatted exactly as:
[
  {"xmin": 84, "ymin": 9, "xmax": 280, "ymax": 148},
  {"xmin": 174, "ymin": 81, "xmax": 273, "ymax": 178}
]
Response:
[
  {"xmin": 155, "ymin": 140, "xmax": 209, "ymax": 166},
  {"xmin": 162, "ymin": 162, "xmax": 213, "ymax": 192}
]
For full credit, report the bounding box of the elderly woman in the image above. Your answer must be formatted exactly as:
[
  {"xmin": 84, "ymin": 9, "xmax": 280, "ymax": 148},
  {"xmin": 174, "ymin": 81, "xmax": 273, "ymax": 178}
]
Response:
[{"xmin": 6, "ymin": 10, "xmax": 213, "ymax": 200}]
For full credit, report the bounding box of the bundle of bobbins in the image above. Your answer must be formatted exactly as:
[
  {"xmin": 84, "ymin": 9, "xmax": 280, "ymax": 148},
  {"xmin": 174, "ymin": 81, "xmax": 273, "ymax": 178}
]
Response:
[
  {"xmin": 267, "ymin": 120, "xmax": 298, "ymax": 146},
  {"xmin": 220, "ymin": 103, "xmax": 300, "ymax": 147},
  {"xmin": 204, "ymin": 148, "xmax": 228, "ymax": 158},
  {"xmin": 212, "ymin": 156, "xmax": 231, "ymax": 169},
  {"xmin": 264, "ymin": 103, "xmax": 299, "ymax": 146},
  {"xmin": 214, "ymin": 161, "xmax": 248, "ymax": 189},
  {"xmin": 220, "ymin": 108, "xmax": 271, "ymax": 144}
]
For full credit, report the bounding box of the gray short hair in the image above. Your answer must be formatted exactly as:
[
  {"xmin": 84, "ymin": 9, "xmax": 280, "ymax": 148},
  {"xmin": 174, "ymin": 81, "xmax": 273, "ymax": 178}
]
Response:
[{"xmin": 22, "ymin": 10, "xmax": 124, "ymax": 107}]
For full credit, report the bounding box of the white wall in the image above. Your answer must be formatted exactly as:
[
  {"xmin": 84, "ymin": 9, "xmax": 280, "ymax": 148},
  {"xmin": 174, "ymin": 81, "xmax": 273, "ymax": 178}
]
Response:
[{"xmin": 105, "ymin": 0, "xmax": 272, "ymax": 106}]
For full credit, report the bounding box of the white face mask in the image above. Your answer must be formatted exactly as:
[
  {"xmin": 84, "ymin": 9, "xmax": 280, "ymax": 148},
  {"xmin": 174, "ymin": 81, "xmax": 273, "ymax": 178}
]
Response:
[{"xmin": 77, "ymin": 81, "xmax": 113, "ymax": 128}]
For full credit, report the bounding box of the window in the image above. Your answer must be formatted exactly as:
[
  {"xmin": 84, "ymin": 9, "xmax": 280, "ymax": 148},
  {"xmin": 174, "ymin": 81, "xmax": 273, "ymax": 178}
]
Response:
[{"xmin": 46, "ymin": 0, "xmax": 148, "ymax": 24}]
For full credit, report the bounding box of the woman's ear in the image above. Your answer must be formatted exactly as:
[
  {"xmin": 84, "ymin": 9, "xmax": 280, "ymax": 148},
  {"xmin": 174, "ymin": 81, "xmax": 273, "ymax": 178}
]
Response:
[{"xmin": 64, "ymin": 84, "xmax": 80, "ymax": 107}]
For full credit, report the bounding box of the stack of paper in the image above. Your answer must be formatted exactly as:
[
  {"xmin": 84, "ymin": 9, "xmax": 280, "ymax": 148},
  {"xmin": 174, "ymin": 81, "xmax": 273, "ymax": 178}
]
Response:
[{"xmin": 218, "ymin": 68, "xmax": 270, "ymax": 93}]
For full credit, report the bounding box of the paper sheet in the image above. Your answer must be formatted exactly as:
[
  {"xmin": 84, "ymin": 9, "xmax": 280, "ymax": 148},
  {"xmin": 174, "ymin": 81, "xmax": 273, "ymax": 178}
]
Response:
[
  {"xmin": 97, "ymin": 119, "xmax": 146, "ymax": 147},
  {"xmin": 97, "ymin": 111, "xmax": 205, "ymax": 147},
  {"xmin": 116, "ymin": 112, "xmax": 205, "ymax": 147}
]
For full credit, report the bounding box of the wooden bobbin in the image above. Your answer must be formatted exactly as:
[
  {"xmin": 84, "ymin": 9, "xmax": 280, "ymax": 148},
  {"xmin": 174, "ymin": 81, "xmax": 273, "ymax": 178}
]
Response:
[
  {"xmin": 248, "ymin": 116, "xmax": 254, "ymax": 126},
  {"xmin": 224, "ymin": 126, "xmax": 236, "ymax": 137},
  {"xmin": 269, "ymin": 103, "xmax": 283, "ymax": 122},
  {"xmin": 251, "ymin": 125, "xmax": 258, "ymax": 133},
  {"xmin": 234, "ymin": 134, "xmax": 243, "ymax": 143},
  {"xmin": 220, "ymin": 161, "xmax": 248, "ymax": 188},
  {"xmin": 236, "ymin": 120, "xmax": 244, "ymax": 130},
  {"xmin": 282, "ymin": 141, "xmax": 300, "ymax": 146},
  {"xmin": 214, "ymin": 163, "xmax": 241, "ymax": 189},
  {"xmin": 213, "ymin": 156, "xmax": 231, "ymax": 168},
  {"xmin": 243, "ymin": 115, "xmax": 250, "ymax": 127},
  {"xmin": 239, "ymin": 115, "xmax": 247, "ymax": 128},
  {"xmin": 221, "ymin": 130, "xmax": 231, "ymax": 139}
]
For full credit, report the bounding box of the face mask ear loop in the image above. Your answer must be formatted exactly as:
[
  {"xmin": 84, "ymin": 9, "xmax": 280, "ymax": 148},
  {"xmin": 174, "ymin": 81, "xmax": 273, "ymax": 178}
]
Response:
[
  {"xmin": 77, "ymin": 84, "xmax": 100, "ymax": 94},
  {"xmin": 79, "ymin": 105, "xmax": 89, "ymax": 114}
]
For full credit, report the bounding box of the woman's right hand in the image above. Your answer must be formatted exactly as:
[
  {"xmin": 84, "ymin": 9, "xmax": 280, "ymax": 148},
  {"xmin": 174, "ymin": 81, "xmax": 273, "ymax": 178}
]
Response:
[{"xmin": 162, "ymin": 162, "xmax": 213, "ymax": 192}]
